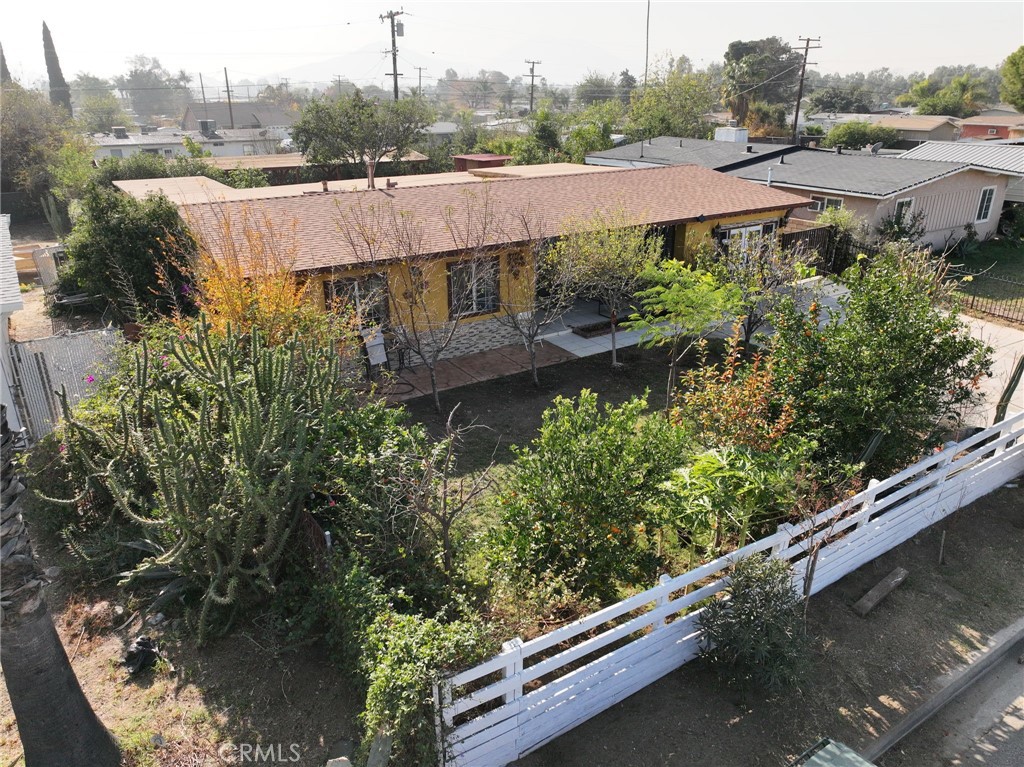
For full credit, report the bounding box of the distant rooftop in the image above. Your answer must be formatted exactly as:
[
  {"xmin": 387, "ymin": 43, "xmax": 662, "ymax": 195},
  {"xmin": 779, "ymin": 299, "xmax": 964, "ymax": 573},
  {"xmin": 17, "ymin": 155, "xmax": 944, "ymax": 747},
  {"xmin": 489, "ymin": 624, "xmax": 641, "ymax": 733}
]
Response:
[
  {"xmin": 898, "ymin": 141, "xmax": 1024, "ymax": 175},
  {"xmin": 586, "ymin": 136, "xmax": 797, "ymax": 170}
]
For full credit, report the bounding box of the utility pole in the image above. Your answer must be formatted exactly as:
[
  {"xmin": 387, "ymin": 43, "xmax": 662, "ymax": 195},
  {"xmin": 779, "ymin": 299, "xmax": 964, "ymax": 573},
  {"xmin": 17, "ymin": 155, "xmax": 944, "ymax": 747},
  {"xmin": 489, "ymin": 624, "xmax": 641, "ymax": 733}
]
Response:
[
  {"xmin": 223, "ymin": 67, "xmax": 235, "ymax": 129},
  {"xmin": 199, "ymin": 73, "xmax": 208, "ymax": 118},
  {"xmin": 380, "ymin": 9, "xmax": 405, "ymax": 100},
  {"xmin": 334, "ymin": 75, "xmax": 344, "ymax": 98},
  {"xmin": 790, "ymin": 37, "xmax": 821, "ymax": 145},
  {"xmin": 643, "ymin": 0, "xmax": 651, "ymax": 89},
  {"xmin": 414, "ymin": 66, "xmax": 427, "ymax": 96},
  {"xmin": 524, "ymin": 59, "xmax": 541, "ymax": 113}
]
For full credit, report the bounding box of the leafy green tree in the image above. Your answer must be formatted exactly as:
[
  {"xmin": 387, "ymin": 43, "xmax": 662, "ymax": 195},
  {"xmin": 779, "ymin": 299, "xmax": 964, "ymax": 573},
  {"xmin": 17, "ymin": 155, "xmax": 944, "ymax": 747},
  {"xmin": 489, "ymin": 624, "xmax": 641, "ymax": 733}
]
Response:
[
  {"xmin": 482, "ymin": 133, "xmax": 551, "ymax": 165},
  {"xmin": 821, "ymin": 121, "xmax": 900, "ymax": 150},
  {"xmin": 42, "ymin": 22, "xmax": 71, "ymax": 116},
  {"xmin": 494, "ymin": 391, "xmax": 687, "ymax": 599},
  {"xmin": 770, "ymin": 244, "xmax": 992, "ymax": 474},
  {"xmin": 0, "ymin": 82, "xmax": 70, "ymax": 215},
  {"xmin": 551, "ymin": 210, "xmax": 664, "ymax": 366},
  {"xmin": 745, "ymin": 101, "xmax": 788, "ymax": 136},
  {"xmin": 113, "ymin": 56, "xmax": 192, "ymax": 121},
  {"xmin": 626, "ymin": 261, "xmax": 741, "ymax": 406},
  {"xmin": 575, "ymin": 71, "xmax": 617, "ymax": 105},
  {"xmin": 807, "ymin": 85, "xmax": 873, "ymax": 113},
  {"xmin": 63, "ymin": 187, "xmax": 195, "ymax": 314},
  {"xmin": 292, "ymin": 89, "xmax": 433, "ymax": 186},
  {"xmin": 1000, "ymin": 46, "xmax": 1024, "ymax": 110},
  {"xmin": 723, "ymin": 37, "xmax": 804, "ymax": 121},
  {"xmin": 563, "ymin": 100, "xmax": 622, "ymax": 162},
  {"xmin": 69, "ymin": 72, "xmax": 112, "ymax": 109},
  {"xmin": 76, "ymin": 91, "xmax": 132, "ymax": 133},
  {"xmin": 626, "ymin": 69, "xmax": 717, "ymax": 140},
  {"xmin": 915, "ymin": 74, "xmax": 989, "ymax": 117},
  {"xmin": 529, "ymin": 101, "xmax": 563, "ymax": 152},
  {"xmin": 617, "ymin": 68, "xmax": 637, "ymax": 105}
]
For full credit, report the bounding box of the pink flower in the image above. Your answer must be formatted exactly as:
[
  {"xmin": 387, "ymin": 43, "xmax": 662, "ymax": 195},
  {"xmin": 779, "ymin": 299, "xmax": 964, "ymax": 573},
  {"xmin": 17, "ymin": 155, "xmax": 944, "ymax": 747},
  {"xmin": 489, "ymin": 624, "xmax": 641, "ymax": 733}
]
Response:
[
  {"xmin": 85, "ymin": 374, "xmax": 95, "ymax": 384},
  {"xmin": 59, "ymin": 444, "xmax": 67, "ymax": 453}
]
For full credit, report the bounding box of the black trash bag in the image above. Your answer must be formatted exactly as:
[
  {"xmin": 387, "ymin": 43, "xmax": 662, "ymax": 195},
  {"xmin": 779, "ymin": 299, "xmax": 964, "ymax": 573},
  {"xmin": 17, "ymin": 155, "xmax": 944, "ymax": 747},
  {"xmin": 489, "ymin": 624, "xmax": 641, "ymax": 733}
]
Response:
[{"xmin": 124, "ymin": 636, "xmax": 160, "ymax": 675}]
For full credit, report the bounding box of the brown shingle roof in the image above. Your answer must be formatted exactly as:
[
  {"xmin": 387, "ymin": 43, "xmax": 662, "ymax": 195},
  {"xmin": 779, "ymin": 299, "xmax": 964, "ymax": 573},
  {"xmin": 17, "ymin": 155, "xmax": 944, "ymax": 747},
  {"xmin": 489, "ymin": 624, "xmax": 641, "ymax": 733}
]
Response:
[
  {"xmin": 873, "ymin": 115, "xmax": 960, "ymax": 132},
  {"xmin": 181, "ymin": 164, "xmax": 810, "ymax": 274}
]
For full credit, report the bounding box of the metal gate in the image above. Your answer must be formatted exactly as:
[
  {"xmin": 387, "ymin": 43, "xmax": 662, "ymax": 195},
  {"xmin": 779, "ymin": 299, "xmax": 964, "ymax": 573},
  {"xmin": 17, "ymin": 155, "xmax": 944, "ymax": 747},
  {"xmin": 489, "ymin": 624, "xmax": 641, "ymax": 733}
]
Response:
[{"xmin": 6, "ymin": 329, "xmax": 120, "ymax": 441}]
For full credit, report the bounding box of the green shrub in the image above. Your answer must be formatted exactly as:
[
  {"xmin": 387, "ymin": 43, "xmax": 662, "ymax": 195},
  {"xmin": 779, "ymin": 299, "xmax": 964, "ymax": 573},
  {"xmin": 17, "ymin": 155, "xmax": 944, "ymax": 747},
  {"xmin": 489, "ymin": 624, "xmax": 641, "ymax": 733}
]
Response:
[
  {"xmin": 821, "ymin": 121, "xmax": 900, "ymax": 150},
  {"xmin": 360, "ymin": 608, "xmax": 494, "ymax": 766},
  {"xmin": 493, "ymin": 390, "xmax": 687, "ymax": 599},
  {"xmin": 770, "ymin": 243, "xmax": 992, "ymax": 474},
  {"xmin": 697, "ymin": 554, "xmax": 808, "ymax": 695}
]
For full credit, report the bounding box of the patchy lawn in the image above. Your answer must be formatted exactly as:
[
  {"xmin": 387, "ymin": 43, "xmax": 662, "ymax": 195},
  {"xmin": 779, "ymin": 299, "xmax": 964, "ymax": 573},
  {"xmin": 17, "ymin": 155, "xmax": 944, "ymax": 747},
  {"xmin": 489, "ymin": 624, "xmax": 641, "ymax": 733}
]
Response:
[{"xmin": 948, "ymin": 237, "xmax": 1024, "ymax": 322}]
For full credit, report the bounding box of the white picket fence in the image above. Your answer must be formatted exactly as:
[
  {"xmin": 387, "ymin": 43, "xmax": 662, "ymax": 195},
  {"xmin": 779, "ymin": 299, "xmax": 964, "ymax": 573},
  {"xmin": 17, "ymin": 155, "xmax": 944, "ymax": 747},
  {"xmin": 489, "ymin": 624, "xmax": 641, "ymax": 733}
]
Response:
[
  {"xmin": 435, "ymin": 411, "xmax": 1024, "ymax": 767},
  {"xmin": 6, "ymin": 329, "xmax": 120, "ymax": 441}
]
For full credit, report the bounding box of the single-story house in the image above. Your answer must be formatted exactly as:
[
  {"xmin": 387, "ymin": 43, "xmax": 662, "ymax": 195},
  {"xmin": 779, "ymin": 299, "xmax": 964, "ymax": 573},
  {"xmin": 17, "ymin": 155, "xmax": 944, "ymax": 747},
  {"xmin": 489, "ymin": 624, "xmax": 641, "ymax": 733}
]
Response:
[
  {"xmin": 958, "ymin": 114, "xmax": 1024, "ymax": 141},
  {"xmin": 724, "ymin": 147, "xmax": 1016, "ymax": 250},
  {"xmin": 585, "ymin": 133, "xmax": 799, "ymax": 171},
  {"xmin": 180, "ymin": 102, "xmax": 298, "ymax": 131},
  {"xmin": 90, "ymin": 125, "xmax": 286, "ymax": 161},
  {"xmin": 168, "ymin": 164, "xmax": 810, "ymax": 362},
  {"xmin": 871, "ymin": 115, "xmax": 961, "ymax": 148},
  {"xmin": 897, "ymin": 141, "xmax": 1024, "ymax": 219}
]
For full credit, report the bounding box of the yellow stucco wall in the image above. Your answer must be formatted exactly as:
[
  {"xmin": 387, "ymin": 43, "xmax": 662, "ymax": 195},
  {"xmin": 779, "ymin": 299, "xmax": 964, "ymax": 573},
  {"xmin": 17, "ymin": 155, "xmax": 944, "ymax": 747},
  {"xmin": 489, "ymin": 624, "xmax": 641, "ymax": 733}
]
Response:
[
  {"xmin": 303, "ymin": 247, "xmax": 535, "ymax": 329},
  {"xmin": 301, "ymin": 208, "xmax": 791, "ymax": 328},
  {"xmin": 675, "ymin": 208, "xmax": 794, "ymax": 261}
]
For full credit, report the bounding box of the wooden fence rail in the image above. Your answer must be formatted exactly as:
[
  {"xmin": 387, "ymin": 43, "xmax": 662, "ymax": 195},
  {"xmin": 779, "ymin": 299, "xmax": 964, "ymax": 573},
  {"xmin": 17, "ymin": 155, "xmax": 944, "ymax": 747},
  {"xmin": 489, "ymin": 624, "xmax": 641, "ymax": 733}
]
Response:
[{"xmin": 436, "ymin": 411, "xmax": 1024, "ymax": 766}]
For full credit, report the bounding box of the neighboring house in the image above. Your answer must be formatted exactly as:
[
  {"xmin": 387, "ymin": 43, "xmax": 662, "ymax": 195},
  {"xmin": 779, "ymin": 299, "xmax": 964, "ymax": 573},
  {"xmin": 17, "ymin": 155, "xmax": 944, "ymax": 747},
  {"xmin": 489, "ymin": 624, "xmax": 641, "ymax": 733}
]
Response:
[
  {"xmin": 724, "ymin": 147, "xmax": 1016, "ymax": 250},
  {"xmin": 871, "ymin": 114, "xmax": 961, "ymax": 148},
  {"xmin": 180, "ymin": 102, "xmax": 298, "ymax": 131},
  {"xmin": 959, "ymin": 114, "xmax": 1024, "ymax": 140},
  {"xmin": 897, "ymin": 140, "xmax": 1024, "ymax": 213},
  {"xmin": 423, "ymin": 121, "xmax": 459, "ymax": 145},
  {"xmin": 586, "ymin": 133, "xmax": 799, "ymax": 171},
  {"xmin": 172, "ymin": 165, "xmax": 809, "ymax": 362},
  {"xmin": 90, "ymin": 125, "xmax": 286, "ymax": 161},
  {"xmin": 0, "ymin": 215, "xmax": 24, "ymax": 432}
]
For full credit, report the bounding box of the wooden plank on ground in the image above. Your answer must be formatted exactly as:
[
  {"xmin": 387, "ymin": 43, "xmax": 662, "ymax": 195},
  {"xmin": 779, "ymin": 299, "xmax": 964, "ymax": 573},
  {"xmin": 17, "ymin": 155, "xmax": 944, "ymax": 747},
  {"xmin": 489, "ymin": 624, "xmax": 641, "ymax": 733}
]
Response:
[{"xmin": 852, "ymin": 567, "xmax": 909, "ymax": 617}]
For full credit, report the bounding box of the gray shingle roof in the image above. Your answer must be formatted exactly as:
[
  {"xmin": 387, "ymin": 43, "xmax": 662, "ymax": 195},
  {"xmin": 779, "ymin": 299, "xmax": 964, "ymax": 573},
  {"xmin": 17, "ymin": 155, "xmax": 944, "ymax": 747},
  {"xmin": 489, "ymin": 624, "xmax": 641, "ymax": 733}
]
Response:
[
  {"xmin": 726, "ymin": 150, "xmax": 972, "ymax": 198},
  {"xmin": 182, "ymin": 102, "xmax": 298, "ymax": 129},
  {"xmin": 587, "ymin": 136, "xmax": 795, "ymax": 170}
]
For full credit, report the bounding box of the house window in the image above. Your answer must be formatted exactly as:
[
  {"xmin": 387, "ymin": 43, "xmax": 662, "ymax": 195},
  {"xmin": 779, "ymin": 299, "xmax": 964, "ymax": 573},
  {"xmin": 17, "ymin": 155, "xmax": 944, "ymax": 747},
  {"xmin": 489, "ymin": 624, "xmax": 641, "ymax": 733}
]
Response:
[
  {"xmin": 809, "ymin": 195, "xmax": 843, "ymax": 212},
  {"xmin": 324, "ymin": 273, "xmax": 389, "ymax": 326},
  {"xmin": 987, "ymin": 128, "xmax": 998, "ymax": 135},
  {"xmin": 448, "ymin": 257, "xmax": 499, "ymax": 319},
  {"xmin": 243, "ymin": 144, "xmax": 256, "ymax": 155},
  {"xmin": 110, "ymin": 148, "xmax": 123, "ymax": 158},
  {"xmin": 717, "ymin": 221, "xmax": 780, "ymax": 251},
  {"xmin": 163, "ymin": 149, "xmax": 174, "ymax": 157},
  {"xmin": 894, "ymin": 198, "xmax": 914, "ymax": 221},
  {"xmin": 976, "ymin": 187, "xmax": 996, "ymax": 223},
  {"xmin": 142, "ymin": 148, "xmax": 159, "ymax": 155}
]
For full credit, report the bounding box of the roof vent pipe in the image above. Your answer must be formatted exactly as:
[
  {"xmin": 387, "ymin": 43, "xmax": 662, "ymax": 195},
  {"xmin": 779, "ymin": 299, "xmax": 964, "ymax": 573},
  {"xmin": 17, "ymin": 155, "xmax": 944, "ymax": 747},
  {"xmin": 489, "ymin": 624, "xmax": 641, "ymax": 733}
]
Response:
[
  {"xmin": 767, "ymin": 166, "xmax": 773, "ymax": 187},
  {"xmin": 779, "ymin": 155, "xmax": 785, "ymax": 164},
  {"xmin": 746, "ymin": 145, "xmax": 753, "ymax": 153}
]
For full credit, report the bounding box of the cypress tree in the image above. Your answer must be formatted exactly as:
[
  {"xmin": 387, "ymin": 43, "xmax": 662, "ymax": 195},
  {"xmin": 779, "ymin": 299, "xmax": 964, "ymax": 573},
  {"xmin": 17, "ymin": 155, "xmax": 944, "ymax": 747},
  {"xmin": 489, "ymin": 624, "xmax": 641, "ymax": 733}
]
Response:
[
  {"xmin": 0, "ymin": 44, "xmax": 11, "ymax": 84},
  {"xmin": 42, "ymin": 22, "xmax": 71, "ymax": 116}
]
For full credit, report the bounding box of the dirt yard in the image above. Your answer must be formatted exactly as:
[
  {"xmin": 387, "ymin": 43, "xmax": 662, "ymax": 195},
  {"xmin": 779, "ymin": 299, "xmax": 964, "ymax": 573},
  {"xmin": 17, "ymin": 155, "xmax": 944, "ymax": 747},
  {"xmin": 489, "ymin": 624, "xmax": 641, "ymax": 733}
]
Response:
[{"xmin": 515, "ymin": 483, "xmax": 1024, "ymax": 767}]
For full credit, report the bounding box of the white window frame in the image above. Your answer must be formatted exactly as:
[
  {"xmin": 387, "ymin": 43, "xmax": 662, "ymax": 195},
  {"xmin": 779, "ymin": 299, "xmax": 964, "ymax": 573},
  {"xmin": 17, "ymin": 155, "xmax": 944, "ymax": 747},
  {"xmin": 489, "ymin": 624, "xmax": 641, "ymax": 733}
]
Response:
[
  {"xmin": 448, "ymin": 257, "xmax": 500, "ymax": 319},
  {"xmin": 163, "ymin": 148, "xmax": 174, "ymax": 157},
  {"xmin": 987, "ymin": 128, "xmax": 998, "ymax": 135},
  {"xmin": 975, "ymin": 186, "xmax": 996, "ymax": 223},
  {"xmin": 242, "ymin": 143, "xmax": 256, "ymax": 155},
  {"xmin": 325, "ymin": 273, "xmax": 389, "ymax": 327},
  {"xmin": 718, "ymin": 220, "xmax": 780, "ymax": 251},
  {"xmin": 809, "ymin": 195, "xmax": 844, "ymax": 213},
  {"xmin": 894, "ymin": 198, "xmax": 914, "ymax": 222}
]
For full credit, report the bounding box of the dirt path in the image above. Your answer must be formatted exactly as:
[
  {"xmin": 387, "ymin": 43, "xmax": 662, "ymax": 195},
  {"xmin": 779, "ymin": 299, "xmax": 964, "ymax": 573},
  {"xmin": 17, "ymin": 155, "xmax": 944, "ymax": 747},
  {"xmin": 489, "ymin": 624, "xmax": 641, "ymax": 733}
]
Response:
[{"xmin": 515, "ymin": 483, "xmax": 1024, "ymax": 767}]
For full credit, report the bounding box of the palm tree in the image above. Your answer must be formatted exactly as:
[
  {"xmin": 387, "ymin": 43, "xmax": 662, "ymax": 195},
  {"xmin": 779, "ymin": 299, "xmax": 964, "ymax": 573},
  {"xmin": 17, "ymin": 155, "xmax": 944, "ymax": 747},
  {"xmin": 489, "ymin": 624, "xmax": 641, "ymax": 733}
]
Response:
[{"xmin": 1, "ymin": 484, "xmax": 120, "ymax": 765}]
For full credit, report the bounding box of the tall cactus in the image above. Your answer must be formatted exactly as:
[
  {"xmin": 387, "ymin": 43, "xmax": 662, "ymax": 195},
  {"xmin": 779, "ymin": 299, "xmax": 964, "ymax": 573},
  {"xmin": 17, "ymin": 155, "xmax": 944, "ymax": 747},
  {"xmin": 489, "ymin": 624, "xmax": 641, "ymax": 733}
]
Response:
[{"xmin": 59, "ymin": 318, "xmax": 350, "ymax": 642}]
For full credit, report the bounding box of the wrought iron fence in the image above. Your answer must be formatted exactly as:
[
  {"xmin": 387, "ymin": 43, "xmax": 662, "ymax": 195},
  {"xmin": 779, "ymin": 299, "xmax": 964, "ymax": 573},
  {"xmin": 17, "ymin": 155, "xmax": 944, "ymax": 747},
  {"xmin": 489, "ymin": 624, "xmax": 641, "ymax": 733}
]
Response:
[{"xmin": 947, "ymin": 267, "xmax": 1024, "ymax": 324}]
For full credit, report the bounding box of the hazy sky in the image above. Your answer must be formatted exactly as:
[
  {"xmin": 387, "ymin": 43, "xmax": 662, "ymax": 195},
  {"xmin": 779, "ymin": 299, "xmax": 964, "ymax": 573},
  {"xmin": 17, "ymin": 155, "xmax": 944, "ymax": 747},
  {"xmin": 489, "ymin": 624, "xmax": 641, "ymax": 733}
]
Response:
[{"xmin": 3, "ymin": 1, "xmax": 1022, "ymax": 93}]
